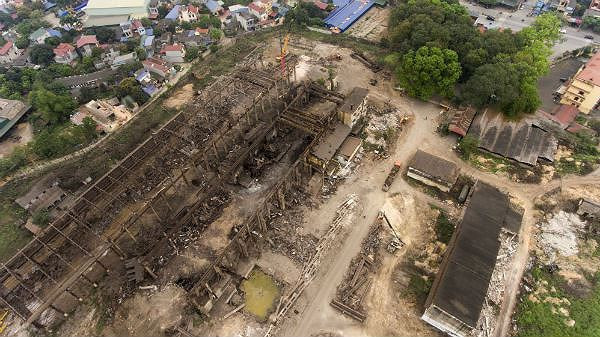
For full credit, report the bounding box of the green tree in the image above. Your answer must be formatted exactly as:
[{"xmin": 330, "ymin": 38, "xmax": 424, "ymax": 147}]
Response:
[
  {"xmin": 29, "ymin": 44, "xmax": 55, "ymax": 66},
  {"xmin": 395, "ymin": 46, "xmax": 461, "ymax": 100},
  {"xmin": 209, "ymin": 28, "xmax": 222, "ymax": 41},
  {"xmin": 29, "ymin": 88, "xmax": 77, "ymax": 126},
  {"xmin": 32, "ymin": 210, "xmax": 50, "ymax": 227},
  {"xmin": 141, "ymin": 18, "xmax": 153, "ymax": 27},
  {"xmin": 44, "ymin": 36, "xmax": 61, "ymax": 47},
  {"xmin": 185, "ymin": 46, "xmax": 199, "ymax": 62},
  {"xmin": 14, "ymin": 36, "xmax": 30, "ymax": 49}
]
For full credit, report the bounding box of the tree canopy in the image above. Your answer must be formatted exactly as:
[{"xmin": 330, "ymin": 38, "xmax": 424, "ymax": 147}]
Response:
[
  {"xmin": 387, "ymin": 0, "xmax": 560, "ymax": 117},
  {"xmin": 394, "ymin": 46, "xmax": 461, "ymax": 100},
  {"xmin": 29, "ymin": 44, "xmax": 55, "ymax": 66}
]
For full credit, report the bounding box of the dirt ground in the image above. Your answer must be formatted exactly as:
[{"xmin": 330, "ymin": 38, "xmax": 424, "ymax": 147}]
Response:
[
  {"xmin": 346, "ymin": 7, "xmax": 391, "ymax": 42},
  {"xmin": 0, "ymin": 122, "xmax": 33, "ymax": 158},
  {"xmin": 163, "ymin": 83, "xmax": 195, "ymax": 109}
]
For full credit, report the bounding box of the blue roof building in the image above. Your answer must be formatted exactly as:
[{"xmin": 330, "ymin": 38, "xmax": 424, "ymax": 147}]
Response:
[
  {"xmin": 142, "ymin": 84, "xmax": 158, "ymax": 96},
  {"xmin": 324, "ymin": 0, "xmax": 375, "ymax": 32},
  {"xmin": 165, "ymin": 5, "xmax": 180, "ymax": 20},
  {"xmin": 43, "ymin": 1, "xmax": 57, "ymax": 11},
  {"xmin": 47, "ymin": 28, "xmax": 62, "ymax": 38},
  {"xmin": 206, "ymin": 0, "xmax": 220, "ymax": 14},
  {"xmin": 146, "ymin": 28, "xmax": 154, "ymax": 36}
]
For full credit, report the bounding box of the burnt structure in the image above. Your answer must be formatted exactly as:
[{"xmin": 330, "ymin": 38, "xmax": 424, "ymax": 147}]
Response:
[{"xmin": 0, "ymin": 49, "xmax": 309, "ymax": 328}]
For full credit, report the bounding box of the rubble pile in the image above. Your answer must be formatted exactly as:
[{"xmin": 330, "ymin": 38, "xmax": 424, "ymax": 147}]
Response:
[
  {"xmin": 269, "ymin": 208, "xmax": 319, "ymax": 265},
  {"xmin": 332, "ymin": 219, "xmax": 383, "ymax": 321},
  {"xmin": 363, "ymin": 104, "xmax": 400, "ymax": 155},
  {"xmin": 472, "ymin": 230, "xmax": 518, "ymax": 337},
  {"xmin": 265, "ymin": 194, "xmax": 359, "ymax": 337},
  {"xmin": 538, "ymin": 211, "xmax": 586, "ymax": 260}
]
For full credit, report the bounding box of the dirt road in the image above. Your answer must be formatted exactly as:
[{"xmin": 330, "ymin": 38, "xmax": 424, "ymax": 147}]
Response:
[{"xmin": 280, "ymin": 90, "xmax": 600, "ymax": 337}]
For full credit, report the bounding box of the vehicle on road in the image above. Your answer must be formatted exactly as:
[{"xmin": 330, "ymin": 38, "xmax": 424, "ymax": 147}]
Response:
[
  {"xmin": 486, "ymin": 15, "xmax": 495, "ymax": 21},
  {"xmin": 560, "ymin": 29, "xmax": 567, "ymax": 34},
  {"xmin": 585, "ymin": 35, "xmax": 594, "ymax": 40},
  {"xmin": 382, "ymin": 160, "xmax": 402, "ymax": 192}
]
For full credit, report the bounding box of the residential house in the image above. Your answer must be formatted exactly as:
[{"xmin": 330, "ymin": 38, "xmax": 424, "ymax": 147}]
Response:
[
  {"xmin": 0, "ymin": 98, "xmax": 30, "ymax": 139},
  {"xmin": 236, "ymin": 11, "xmax": 256, "ymax": 31},
  {"xmin": 111, "ymin": 51, "xmax": 137, "ymax": 69},
  {"xmin": 143, "ymin": 57, "xmax": 175, "ymax": 78},
  {"xmin": 53, "ymin": 43, "xmax": 78, "ymax": 64},
  {"xmin": 75, "ymin": 98, "xmax": 132, "ymax": 132},
  {"xmin": 407, "ymin": 150, "xmax": 459, "ymax": 192},
  {"xmin": 175, "ymin": 30, "xmax": 211, "ymax": 48},
  {"xmin": 76, "ymin": 35, "xmax": 100, "ymax": 57},
  {"xmin": 160, "ymin": 43, "xmax": 185, "ymax": 63},
  {"xmin": 0, "ymin": 41, "xmax": 22, "ymax": 64},
  {"xmin": 257, "ymin": 0, "xmax": 273, "ymax": 14},
  {"xmin": 165, "ymin": 5, "xmax": 181, "ymax": 21},
  {"xmin": 142, "ymin": 84, "xmax": 159, "ymax": 97},
  {"xmin": 206, "ymin": 0, "xmax": 222, "ymax": 15},
  {"xmin": 248, "ymin": 2, "xmax": 268, "ymax": 21},
  {"xmin": 148, "ymin": 0, "xmax": 159, "ymax": 19},
  {"xmin": 84, "ymin": 0, "xmax": 152, "ymax": 27},
  {"xmin": 131, "ymin": 20, "xmax": 146, "ymax": 35},
  {"xmin": 135, "ymin": 68, "xmax": 152, "ymax": 85},
  {"xmin": 179, "ymin": 4, "xmax": 199, "ymax": 22},
  {"xmin": 29, "ymin": 27, "xmax": 61, "ymax": 44},
  {"xmin": 120, "ymin": 21, "xmax": 134, "ymax": 38},
  {"xmin": 140, "ymin": 35, "xmax": 155, "ymax": 57},
  {"xmin": 560, "ymin": 51, "xmax": 600, "ymax": 114}
]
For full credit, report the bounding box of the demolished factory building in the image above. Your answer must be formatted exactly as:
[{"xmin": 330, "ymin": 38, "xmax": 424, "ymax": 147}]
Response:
[{"xmin": 422, "ymin": 182, "xmax": 523, "ymax": 337}]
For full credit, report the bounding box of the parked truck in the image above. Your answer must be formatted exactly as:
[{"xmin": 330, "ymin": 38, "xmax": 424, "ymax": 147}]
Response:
[{"xmin": 382, "ymin": 160, "xmax": 402, "ymax": 192}]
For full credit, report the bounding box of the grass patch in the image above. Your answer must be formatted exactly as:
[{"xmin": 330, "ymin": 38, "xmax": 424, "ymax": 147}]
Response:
[
  {"xmin": 435, "ymin": 211, "xmax": 454, "ymax": 244},
  {"xmin": 516, "ymin": 268, "xmax": 600, "ymax": 337},
  {"xmin": 406, "ymin": 272, "xmax": 433, "ymax": 306}
]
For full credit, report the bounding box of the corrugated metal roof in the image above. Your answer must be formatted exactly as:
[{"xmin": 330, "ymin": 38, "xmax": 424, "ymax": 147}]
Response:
[
  {"xmin": 324, "ymin": 0, "xmax": 374, "ymax": 32},
  {"xmin": 165, "ymin": 5, "xmax": 180, "ymax": 20}
]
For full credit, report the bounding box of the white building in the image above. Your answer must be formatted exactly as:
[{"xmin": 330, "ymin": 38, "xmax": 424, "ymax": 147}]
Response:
[
  {"xmin": 85, "ymin": 0, "xmax": 151, "ymax": 27},
  {"xmin": 0, "ymin": 41, "xmax": 22, "ymax": 64}
]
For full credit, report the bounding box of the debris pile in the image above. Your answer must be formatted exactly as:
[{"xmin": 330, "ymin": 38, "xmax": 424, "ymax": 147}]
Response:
[
  {"xmin": 472, "ymin": 230, "xmax": 518, "ymax": 337},
  {"xmin": 265, "ymin": 194, "xmax": 359, "ymax": 337},
  {"xmin": 538, "ymin": 211, "xmax": 586, "ymax": 260},
  {"xmin": 331, "ymin": 217, "xmax": 383, "ymax": 322},
  {"xmin": 363, "ymin": 104, "xmax": 401, "ymax": 156},
  {"xmin": 269, "ymin": 208, "xmax": 319, "ymax": 265}
]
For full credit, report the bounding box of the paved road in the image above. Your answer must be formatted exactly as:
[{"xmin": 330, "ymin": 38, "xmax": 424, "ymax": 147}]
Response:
[{"xmin": 460, "ymin": 0, "xmax": 598, "ymax": 58}]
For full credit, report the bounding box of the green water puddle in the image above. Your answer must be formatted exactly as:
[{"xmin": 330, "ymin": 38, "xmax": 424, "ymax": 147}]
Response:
[{"xmin": 240, "ymin": 269, "xmax": 280, "ymax": 321}]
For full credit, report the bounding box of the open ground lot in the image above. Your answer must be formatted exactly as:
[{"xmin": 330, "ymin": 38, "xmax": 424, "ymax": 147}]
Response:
[{"xmin": 0, "ymin": 31, "xmax": 599, "ymax": 337}]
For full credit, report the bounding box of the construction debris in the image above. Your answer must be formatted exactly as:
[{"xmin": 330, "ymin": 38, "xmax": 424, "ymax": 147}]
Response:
[
  {"xmin": 265, "ymin": 194, "xmax": 359, "ymax": 337},
  {"xmin": 538, "ymin": 211, "xmax": 586, "ymax": 260},
  {"xmin": 350, "ymin": 51, "xmax": 382, "ymax": 73},
  {"xmin": 330, "ymin": 214, "xmax": 383, "ymax": 322},
  {"xmin": 471, "ymin": 230, "xmax": 518, "ymax": 337}
]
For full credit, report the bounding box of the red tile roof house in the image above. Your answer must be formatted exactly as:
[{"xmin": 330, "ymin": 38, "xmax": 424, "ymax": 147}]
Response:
[
  {"xmin": 143, "ymin": 57, "xmax": 176, "ymax": 79},
  {"xmin": 160, "ymin": 44, "xmax": 186, "ymax": 63},
  {"xmin": 76, "ymin": 35, "xmax": 100, "ymax": 57},
  {"xmin": 248, "ymin": 2, "xmax": 268, "ymax": 21},
  {"xmin": 53, "ymin": 43, "xmax": 78, "ymax": 64},
  {"xmin": 0, "ymin": 41, "xmax": 22, "ymax": 64}
]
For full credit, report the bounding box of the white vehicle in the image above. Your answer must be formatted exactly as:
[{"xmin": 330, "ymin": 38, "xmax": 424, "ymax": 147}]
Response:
[{"xmin": 560, "ymin": 28, "xmax": 567, "ymax": 34}]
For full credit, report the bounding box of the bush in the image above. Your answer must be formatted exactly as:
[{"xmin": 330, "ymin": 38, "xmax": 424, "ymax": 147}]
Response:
[
  {"xmin": 457, "ymin": 135, "xmax": 479, "ymax": 160},
  {"xmin": 435, "ymin": 211, "xmax": 454, "ymax": 244}
]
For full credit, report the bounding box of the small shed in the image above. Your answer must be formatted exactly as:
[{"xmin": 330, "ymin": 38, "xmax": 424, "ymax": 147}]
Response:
[
  {"xmin": 577, "ymin": 198, "xmax": 600, "ymax": 219},
  {"xmin": 407, "ymin": 150, "xmax": 459, "ymax": 192},
  {"xmin": 15, "ymin": 180, "xmax": 66, "ymax": 214}
]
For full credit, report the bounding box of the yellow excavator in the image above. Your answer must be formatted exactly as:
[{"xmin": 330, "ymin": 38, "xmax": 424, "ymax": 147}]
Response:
[{"xmin": 276, "ymin": 33, "xmax": 290, "ymax": 77}]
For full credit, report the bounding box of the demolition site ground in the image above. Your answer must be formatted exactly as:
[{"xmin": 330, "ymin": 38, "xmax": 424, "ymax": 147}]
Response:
[{"xmin": 2, "ymin": 32, "xmax": 599, "ymax": 337}]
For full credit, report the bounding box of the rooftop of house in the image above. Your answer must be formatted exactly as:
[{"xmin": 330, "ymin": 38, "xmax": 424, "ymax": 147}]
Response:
[
  {"xmin": 165, "ymin": 5, "xmax": 180, "ymax": 20},
  {"xmin": 76, "ymin": 35, "xmax": 99, "ymax": 48},
  {"xmin": 86, "ymin": 0, "xmax": 150, "ymax": 9},
  {"xmin": 29, "ymin": 27, "xmax": 49, "ymax": 40},
  {"xmin": 408, "ymin": 150, "xmax": 459, "ymax": 185},
  {"xmin": 161, "ymin": 43, "xmax": 184, "ymax": 53},
  {"xmin": 575, "ymin": 51, "xmax": 600, "ymax": 87},
  {"xmin": 206, "ymin": 0, "xmax": 221, "ymax": 12},
  {"xmin": 53, "ymin": 42, "xmax": 75, "ymax": 57},
  {"xmin": 0, "ymin": 40, "xmax": 13, "ymax": 55},
  {"xmin": 186, "ymin": 4, "xmax": 199, "ymax": 13},
  {"xmin": 426, "ymin": 182, "xmax": 523, "ymax": 328},
  {"xmin": 248, "ymin": 2, "xmax": 265, "ymax": 12},
  {"xmin": 0, "ymin": 98, "xmax": 28, "ymax": 120}
]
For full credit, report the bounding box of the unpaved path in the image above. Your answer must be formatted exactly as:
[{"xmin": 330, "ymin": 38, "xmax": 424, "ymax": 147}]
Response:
[{"xmin": 280, "ymin": 90, "xmax": 600, "ymax": 337}]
